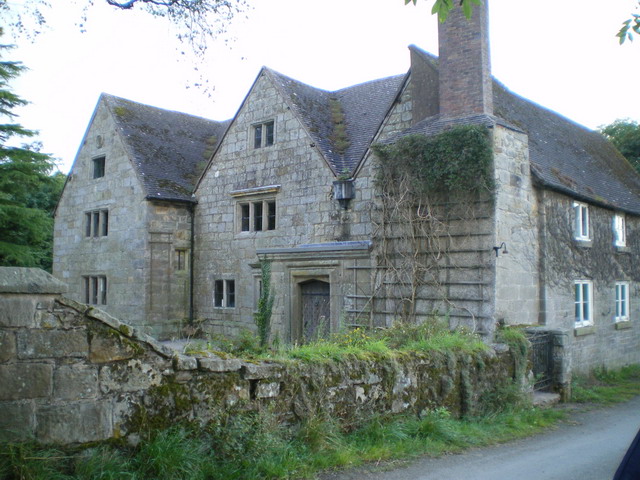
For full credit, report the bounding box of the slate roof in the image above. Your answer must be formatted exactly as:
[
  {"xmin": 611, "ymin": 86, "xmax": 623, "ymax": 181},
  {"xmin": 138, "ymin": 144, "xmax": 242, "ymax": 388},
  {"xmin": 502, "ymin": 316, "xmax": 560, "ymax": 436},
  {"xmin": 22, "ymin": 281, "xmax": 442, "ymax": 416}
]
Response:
[
  {"xmin": 104, "ymin": 94, "xmax": 231, "ymax": 202},
  {"xmin": 267, "ymin": 69, "xmax": 406, "ymax": 175},
  {"xmin": 493, "ymin": 83, "xmax": 640, "ymax": 215}
]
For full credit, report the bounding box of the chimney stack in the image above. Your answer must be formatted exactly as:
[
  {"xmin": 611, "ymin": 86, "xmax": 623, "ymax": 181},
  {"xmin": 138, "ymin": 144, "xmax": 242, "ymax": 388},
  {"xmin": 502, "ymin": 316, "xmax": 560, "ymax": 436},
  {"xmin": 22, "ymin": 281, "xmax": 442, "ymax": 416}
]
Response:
[{"xmin": 438, "ymin": 0, "xmax": 493, "ymax": 118}]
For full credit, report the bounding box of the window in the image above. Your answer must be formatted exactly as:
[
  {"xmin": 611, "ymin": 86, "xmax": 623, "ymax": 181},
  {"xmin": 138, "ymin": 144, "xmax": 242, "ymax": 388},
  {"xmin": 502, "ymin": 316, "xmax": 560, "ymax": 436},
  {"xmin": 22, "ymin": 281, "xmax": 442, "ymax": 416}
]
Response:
[
  {"xmin": 83, "ymin": 275, "xmax": 107, "ymax": 305},
  {"xmin": 613, "ymin": 214, "xmax": 626, "ymax": 247},
  {"xmin": 214, "ymin": 279, "xmax": 235, "ymax": 308},
  {"xmin": 253, "ymin": 121, "xmax": 275, "ymax": 149},
  {"xmin": 175, "ymin": 249, "xmax": 188, "ymax": 271},
  {"xmin": 238, "ymin": 199, "xmax": 276, "ymax": 232},
  {"xmin": 92, "ymin": 156, "xmax": 105, "ymax": 179},
  {"xmin": 575, "ymin": 280, "xmax": 593, "ymax": 327},
  {"xmin": 573, "ymin": 202, "xmax": 590, "ymax": 241},
  {"xmin": 84, "ymin": 209, "xmax": 108, "ymax": 237},
  {"xmin": 615, "ymin": 282, "xmax": 629, "ymax": 323}
]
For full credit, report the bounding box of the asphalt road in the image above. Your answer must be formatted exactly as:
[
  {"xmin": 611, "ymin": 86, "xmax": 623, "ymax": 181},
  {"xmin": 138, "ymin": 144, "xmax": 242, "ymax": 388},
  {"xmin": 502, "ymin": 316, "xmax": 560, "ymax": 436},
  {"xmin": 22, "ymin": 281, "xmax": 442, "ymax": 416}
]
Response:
[{"xmin": 320, "ymin": 396, "xmax": 640, "ymax": 480}]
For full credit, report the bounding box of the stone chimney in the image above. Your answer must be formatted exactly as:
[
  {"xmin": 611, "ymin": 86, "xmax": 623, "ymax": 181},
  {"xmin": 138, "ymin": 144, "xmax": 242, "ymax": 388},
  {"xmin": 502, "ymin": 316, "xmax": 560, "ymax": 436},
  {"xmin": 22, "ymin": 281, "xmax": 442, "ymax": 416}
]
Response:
[{"xmin": 438, "ymin": 0, "xmax": 493, "ymax": 118}]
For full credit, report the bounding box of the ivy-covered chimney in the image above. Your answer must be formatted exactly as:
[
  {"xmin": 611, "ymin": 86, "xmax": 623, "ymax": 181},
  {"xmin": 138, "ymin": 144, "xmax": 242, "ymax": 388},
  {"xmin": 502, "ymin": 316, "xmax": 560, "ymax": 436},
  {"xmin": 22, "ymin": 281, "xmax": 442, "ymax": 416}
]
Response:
[{"xmin": 438, "ymin": 0, "xmax": 493, "ymax": 118}]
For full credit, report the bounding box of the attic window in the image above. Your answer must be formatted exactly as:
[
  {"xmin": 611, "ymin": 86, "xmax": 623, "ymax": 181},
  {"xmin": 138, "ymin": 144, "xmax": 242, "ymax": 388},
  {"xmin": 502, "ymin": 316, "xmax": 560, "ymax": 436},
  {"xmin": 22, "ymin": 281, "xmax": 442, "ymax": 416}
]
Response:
[
  {"xmin": 92, "ymin": 156, "xmax": 105, "ymax": 179},
  {"xmin": 613, "ymin": 213, "xmax": 626, "ymax": 247},
  {"xmin": 573, "ymin": 202, "xmax": 590, "ymax": 241},
  {"xmin": 253, "ymin": 121, "xmax": 275, "ymax": 149}
]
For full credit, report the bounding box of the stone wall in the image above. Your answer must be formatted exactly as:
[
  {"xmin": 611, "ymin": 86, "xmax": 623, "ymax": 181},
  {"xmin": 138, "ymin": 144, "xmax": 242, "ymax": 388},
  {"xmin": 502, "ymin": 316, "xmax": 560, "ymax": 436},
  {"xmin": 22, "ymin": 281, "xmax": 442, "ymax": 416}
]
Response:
[
  {"xmin": 0, "ymin": 268, "xmax": 520, "ymax": 445},
  {"xmin": 538, "ymin": 190, "xmax": 640, "ymax": 373}
]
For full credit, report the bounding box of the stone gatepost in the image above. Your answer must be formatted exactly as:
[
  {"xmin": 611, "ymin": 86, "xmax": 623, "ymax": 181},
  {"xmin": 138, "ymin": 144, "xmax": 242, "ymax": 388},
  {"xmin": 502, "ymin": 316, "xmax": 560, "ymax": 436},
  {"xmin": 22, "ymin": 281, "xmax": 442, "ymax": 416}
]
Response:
[{"xmin": 0, "ymin": 267, "xmax": 82, "ymax": 442}]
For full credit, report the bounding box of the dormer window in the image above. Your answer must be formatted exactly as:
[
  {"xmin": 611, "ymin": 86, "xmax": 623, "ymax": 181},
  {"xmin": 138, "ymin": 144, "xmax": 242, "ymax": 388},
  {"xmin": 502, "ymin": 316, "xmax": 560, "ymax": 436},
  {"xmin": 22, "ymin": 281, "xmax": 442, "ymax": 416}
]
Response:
[
  {"xmin": 253, "ymin": 121, "xmax": 274, "ymax": 149},
  {"xmin": 613, "ymin": 213, "xmax": 626, "ymax": 247},
  {"xmin": 92, "ymin": 156, "xmax": 105, "ymax": 179},
  {"xmin": 573, "ymin": 202, "xmax": 590, "ymax": 241}
]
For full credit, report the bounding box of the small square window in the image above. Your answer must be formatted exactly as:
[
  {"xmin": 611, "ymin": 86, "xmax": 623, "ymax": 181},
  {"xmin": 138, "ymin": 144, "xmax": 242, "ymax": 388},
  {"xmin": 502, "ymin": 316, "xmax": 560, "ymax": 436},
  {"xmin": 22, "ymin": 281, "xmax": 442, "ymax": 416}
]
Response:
[
  {"xmin": 253, "ymin": 121, "xmax": 275, "ymax": 149},
  {"xmin": 573, "ymin": 202, "xmax": 590, "ymax": 241},
  {"xmin": 175, "ymin": 249, "xmax": 188, "ymax": 271},
  {"xmin": 238, "ymin": 199, "xmax": 276, "ymax": 232},
  {"xmin": 614, "ymin": 214, "xmax": 626, "ymax": 247},
  {"xmin": 84, "ymin": 209, "xmax": 109, "ymax": 238},
  {"xmin": 214, "ymin": 279, "xmax": 235, "ymax": 308},
  {"xmin": 83, "ymin": 275, "xmax": 107, "ymax": 305},
  {"xmin": 92, "ymin": 156, "xmax": 105, "ymax": 179},
  {"xmin": 615, "ymin": 282, "xmax": 629, "ymax": 323},
  {"xmin": 575, "ymin": 280, "xmax": 593, "ymax": 327}
]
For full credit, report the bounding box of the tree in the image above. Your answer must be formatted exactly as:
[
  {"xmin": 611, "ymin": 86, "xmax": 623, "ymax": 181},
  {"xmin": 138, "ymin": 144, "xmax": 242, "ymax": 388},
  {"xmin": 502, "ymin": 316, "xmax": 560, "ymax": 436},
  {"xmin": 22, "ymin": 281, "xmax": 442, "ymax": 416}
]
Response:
[
  {"xmin": 0, "ymin": 31, "xmax": 64, "ymax": 270},
  {"xmin": 600, "ymin": 119, "xmax": 640, "ymax": 173},
  {"xmin": 1, "ymin": 0, "xmax": 248, "ymax": 55}
]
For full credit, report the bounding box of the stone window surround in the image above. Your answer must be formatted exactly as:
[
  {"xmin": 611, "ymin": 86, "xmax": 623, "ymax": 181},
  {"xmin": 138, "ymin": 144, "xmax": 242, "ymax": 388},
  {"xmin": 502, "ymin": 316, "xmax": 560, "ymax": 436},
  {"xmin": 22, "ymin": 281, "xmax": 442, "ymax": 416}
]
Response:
[
  {"xmin": 252, "ymin": 120, "xmax": 275, "ymax": 149},
  {"xmin": 175, "ymin": 249, "xmax": 188, "ymax": 271},
  {"xmin": 613, "ymin": 213, "xmax": 626, "ymax": 248},
  {"xmin": 214, "ymin": 279, "xmax": 235, "ymax": 308},
  {"xmin": 83, "ymin": 275, "xmax": 107, "ymax": 305},
  {"xmin": 574, "ymin": 279, "xmax": 594, "ymax": 328},
  {"xmin": 84, "ymin": 209, "xmax": 109, "ymax": 238},
  {"xmin": 92, "ymin": 155, "xmax": 106, "ymax": 179},
  {"xmin": 614, "ymin": 281, "xmax": 630, "ymax": 323},
  {"xmin": 231, "ymin": 185, "xmax": 280, "ymax": 234},
  {"xmin": 573, "ymin": 201, "xmax": 590, "ymax": 242}
]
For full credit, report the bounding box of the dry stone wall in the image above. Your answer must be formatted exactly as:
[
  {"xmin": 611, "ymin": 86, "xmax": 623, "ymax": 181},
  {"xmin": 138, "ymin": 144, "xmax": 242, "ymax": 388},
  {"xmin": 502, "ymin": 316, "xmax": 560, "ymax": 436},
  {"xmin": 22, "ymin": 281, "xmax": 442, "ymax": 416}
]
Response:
[{"xmin": 0, "ymin": 268, "xmax": 519, "ymax": 446}]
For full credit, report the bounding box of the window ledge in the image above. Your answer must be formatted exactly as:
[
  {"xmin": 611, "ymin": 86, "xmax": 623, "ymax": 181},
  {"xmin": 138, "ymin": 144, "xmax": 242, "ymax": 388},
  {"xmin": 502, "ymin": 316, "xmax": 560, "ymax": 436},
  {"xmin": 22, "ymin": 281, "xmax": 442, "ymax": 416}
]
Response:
[
  {"xmin": 615, "ymin": 245, "xmax": 630, "ymax": 254},
  {"xmin": 574, "ymin": 325, "xmax": 595, "ymax": 337},
  {"xmin": 615, "ymin": 321, "xmax": 632, "ymax": 330},
  {"xmin": 573, "ymin": 239, "xmax": 592, "ymax": 248}
]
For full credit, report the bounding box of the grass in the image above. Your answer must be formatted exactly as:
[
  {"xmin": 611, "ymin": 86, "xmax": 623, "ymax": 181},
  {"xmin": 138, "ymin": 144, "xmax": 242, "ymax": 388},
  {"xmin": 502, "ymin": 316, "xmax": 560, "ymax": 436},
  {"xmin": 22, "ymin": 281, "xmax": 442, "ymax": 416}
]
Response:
[
  {"xmin": 3, "ymin": 361, "xmax": 640, "ymax": 480},
  {"xmin": 570, "ymin": 364, "xmax": 640, "ymax": 404}
]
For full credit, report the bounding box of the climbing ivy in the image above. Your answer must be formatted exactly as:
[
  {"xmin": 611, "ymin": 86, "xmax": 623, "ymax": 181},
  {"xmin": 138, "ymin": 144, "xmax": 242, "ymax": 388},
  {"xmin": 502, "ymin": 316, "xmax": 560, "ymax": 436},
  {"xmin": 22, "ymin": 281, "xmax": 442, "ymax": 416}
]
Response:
[{"xmin": 373, "ymin": 125, "xmax": 494, "ymax": 197}]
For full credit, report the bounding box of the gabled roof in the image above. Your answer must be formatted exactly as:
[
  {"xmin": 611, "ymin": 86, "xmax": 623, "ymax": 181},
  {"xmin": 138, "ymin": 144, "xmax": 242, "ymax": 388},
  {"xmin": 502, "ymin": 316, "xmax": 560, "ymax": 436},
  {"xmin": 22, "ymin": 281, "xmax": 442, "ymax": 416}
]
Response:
[
  {"xmin": 267, "ymin": 69, "xmax": 406, "ymax": 175},
  {"xmin": 103, "ymin": 94, "xmax": 230, "ymax": 202}
]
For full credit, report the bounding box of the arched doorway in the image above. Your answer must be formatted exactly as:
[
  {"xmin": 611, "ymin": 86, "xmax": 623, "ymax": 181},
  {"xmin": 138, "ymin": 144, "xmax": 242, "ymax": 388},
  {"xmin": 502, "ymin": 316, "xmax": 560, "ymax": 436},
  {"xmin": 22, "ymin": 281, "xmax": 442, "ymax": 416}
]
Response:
[{"xmin": 300, "ymin": 279, "xmax": 330, "ymax": 342}]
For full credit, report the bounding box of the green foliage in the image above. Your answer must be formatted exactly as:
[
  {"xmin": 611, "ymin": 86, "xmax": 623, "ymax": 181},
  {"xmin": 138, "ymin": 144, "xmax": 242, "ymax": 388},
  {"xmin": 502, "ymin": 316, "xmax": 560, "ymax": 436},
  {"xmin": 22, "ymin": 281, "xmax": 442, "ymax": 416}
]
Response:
[
  {"xmin": 495, "ymin": 326, "xmax": 530, "ymax": 380},
  {"xmin": 404, "ymin": 0, "xmax": 481, "ymax": 22},
  {"xmin": 329, "ymin": 98, "xmax": 350, "ymax": 155},
  {"xmin": 600, "ymin": 118, "xmax": 640, "ymax": 173},
  {"xmin": 0, "ymin": 31, "xmax": 63, "ymax": 271},
  {"xmin": 254, "ymin": 260, "xmax": 275, "ymax": 349},
  {"xmin": 617, "ymin": 6, "xmax": 640, "ymax": 44},
  {"xmin": 571, "ymin": 365, "xmax": 640, "ymax": 404},
  {"xmin": 373, "ymin": 125, "xmax": 494, "ymax": 198},
  {"xmin": 74, "ymin": 446, "xmax": 137, "ymax": 480}
]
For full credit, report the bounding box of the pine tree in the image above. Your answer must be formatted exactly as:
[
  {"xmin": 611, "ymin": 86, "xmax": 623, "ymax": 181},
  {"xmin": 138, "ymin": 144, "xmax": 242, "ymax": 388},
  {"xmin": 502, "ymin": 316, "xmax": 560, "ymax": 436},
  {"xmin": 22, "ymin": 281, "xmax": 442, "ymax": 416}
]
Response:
[{"xmin": 0, "ymin": 29, "xmax": 63, "ymax": 270}]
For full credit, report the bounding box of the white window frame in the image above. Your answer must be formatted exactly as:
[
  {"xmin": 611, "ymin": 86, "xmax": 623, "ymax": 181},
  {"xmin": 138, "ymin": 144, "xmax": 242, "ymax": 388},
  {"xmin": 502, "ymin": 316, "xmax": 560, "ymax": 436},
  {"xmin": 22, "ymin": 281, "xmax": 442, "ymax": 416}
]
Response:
[
  {"xmin": 613, "ymin": 213, "xmax": 626, "ymax": 247},
  {"xmin": 573, "ymin": 202, "xmax": 590, "ymax": 241},
  {"xmin": 615, "ymin": 282, "xmax": 630, "ymax": 323},
  {"xmin": 574, "ymin": 280, "xmax": 594, "ymax": 328},
  {"xmin": 214, "ymin": 279, "xmax": 235, "ymax": 308}
]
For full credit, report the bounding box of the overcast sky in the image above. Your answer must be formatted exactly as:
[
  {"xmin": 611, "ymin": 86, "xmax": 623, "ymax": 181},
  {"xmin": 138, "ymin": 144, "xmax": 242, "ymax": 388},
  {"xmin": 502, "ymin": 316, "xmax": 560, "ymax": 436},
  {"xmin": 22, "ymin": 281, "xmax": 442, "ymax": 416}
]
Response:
[{"xmin": 4, "ymin": 0, "xmax": 640, "ymax": 174}]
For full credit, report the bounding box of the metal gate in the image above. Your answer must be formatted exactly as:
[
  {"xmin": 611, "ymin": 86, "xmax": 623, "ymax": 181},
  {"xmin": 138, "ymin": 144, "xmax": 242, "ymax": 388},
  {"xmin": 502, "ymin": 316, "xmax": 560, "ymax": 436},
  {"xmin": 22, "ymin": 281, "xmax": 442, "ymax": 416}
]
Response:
[
  {"xmin": 301, "ymin": 280, "xmax": 330, "ymax": 342},
  {"xmin": 528, "ymin": 331, "xmax": 554, "ymax": 391}
]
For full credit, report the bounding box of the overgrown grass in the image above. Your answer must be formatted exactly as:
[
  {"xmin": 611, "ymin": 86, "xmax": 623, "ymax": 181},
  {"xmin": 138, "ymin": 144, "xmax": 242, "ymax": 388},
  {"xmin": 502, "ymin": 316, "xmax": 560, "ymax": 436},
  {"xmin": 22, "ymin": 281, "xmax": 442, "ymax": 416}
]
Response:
[
  {"xmin": 183, "ymin": 320, "xmax": 488, "ymax": 363},
  {"xmin": 571, "ymin": 364, "xmax": 640, "ymax": 404},
  {"xmin": 0, "ymin": 406, "xmax": 564, "ymax": 480}
]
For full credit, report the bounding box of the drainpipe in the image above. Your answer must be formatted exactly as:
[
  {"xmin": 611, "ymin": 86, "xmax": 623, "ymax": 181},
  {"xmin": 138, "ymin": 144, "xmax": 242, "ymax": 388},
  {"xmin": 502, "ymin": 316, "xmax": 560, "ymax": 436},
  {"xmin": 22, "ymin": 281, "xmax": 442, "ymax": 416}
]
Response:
[{"xmin": 188, "ymin": 201, "xmax": 195, "ymax": 325}]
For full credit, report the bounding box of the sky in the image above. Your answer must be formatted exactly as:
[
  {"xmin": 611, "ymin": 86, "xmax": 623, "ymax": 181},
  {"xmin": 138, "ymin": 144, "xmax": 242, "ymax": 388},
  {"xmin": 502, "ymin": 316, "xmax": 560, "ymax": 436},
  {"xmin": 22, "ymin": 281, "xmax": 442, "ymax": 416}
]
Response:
[{"xmin": 4, "ymin": 0, "xmax": 640, "ymax": 174}]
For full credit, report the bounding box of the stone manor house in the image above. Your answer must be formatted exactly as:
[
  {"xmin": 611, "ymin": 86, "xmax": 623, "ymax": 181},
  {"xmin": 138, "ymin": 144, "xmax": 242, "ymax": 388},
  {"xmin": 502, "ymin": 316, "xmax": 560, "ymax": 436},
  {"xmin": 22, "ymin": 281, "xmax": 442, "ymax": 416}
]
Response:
[{"xmin": 54, "ymin": 2, "xmax": 640, "ymax": 374}]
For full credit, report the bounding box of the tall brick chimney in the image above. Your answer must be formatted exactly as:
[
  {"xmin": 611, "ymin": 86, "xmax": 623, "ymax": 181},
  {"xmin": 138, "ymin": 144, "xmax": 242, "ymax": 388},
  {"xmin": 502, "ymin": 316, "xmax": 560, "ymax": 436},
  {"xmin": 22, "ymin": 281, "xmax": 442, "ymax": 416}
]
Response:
[{"xmin": 438, "ymin": 0, "xmax": 493, "ymax": 118}]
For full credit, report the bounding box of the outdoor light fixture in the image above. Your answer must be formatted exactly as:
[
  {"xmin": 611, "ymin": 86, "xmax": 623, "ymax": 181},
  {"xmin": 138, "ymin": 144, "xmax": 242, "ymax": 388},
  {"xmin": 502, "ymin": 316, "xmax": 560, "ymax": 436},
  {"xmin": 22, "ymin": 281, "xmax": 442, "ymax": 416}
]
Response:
[{"xmin": 493, "ymin": 242, "xmax": 508, "ymax": 257}]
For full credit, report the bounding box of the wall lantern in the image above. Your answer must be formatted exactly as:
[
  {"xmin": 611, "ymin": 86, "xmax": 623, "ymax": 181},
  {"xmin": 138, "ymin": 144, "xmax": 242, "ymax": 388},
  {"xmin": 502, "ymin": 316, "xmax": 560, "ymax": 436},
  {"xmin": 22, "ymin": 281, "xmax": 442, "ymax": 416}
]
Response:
[
  {"xmin": 333, "ymin": 178, "xmax": 355, "ymax": 209},
  {"xmin": 493, "ymin": 242, "xmax": 508, "ymax": 257}
]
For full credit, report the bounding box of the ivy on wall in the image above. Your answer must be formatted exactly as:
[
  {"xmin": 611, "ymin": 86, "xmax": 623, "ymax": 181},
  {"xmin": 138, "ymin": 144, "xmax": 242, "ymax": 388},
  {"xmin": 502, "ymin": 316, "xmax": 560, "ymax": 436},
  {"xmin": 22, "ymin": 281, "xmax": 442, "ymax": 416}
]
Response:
[{"xmin": 373, "ymin": 125, "xmax": 494, "ymax": 197}]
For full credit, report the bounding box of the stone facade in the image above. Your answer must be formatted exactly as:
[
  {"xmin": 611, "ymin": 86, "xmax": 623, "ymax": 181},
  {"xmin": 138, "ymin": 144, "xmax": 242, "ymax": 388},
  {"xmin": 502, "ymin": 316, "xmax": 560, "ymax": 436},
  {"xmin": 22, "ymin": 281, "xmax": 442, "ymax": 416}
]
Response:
[
  {"xmin": 537, "ymin": 190, "xmax": 640, "ymax": 374},
  {"xmin": 0, "ymin": 267, "xmax": 519, "ymax": 445}
]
